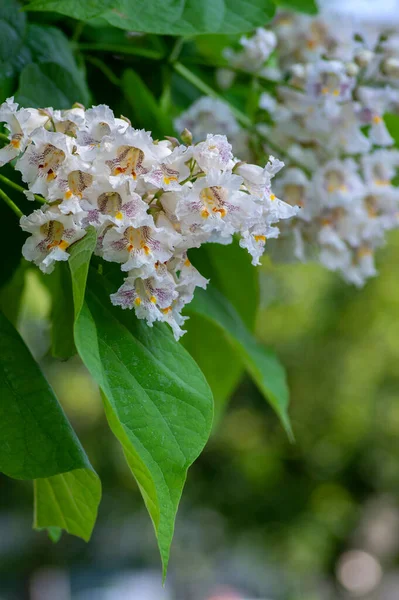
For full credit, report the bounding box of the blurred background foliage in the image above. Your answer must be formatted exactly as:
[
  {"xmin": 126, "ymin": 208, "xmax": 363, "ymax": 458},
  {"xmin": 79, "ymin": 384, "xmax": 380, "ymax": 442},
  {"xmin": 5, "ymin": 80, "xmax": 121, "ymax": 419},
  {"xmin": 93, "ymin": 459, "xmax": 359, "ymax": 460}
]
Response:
[{"xmin": 1, "ymin": 0, "xmax": 399, "ymax": 598}]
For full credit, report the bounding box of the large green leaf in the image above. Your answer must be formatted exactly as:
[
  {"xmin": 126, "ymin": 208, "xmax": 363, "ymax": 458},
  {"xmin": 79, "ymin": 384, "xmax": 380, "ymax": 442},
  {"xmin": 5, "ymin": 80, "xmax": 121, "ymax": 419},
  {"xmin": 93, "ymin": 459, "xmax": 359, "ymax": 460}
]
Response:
[
  {"xmin": 0, "ymin": 2, "xmax": 89, "ymax": 105},
  {"xmin": 189, "ymin": 239, "xmax": 259, "ymax": 330},
  {"xmin": 15, "ymin": 61, "xmax": 88, "ymax": 109},
  {"xmin": 0, "ymin": 0, "xmax": 30, "ymax": 100},
  {"xmin": 45, "ymin": 262, "xmax": 76, "ymax": 360},
  {"xmin": 34, "ymin": 469, "xmax": 101, "ymax": 541},
  {"xmin": 274, "ymin": 0, "xmax": 318, "ymax": 14},
  {"xmin": 187, "ymin": 285, "xmax": 292, "ymax": 438},
  {"xmin": 182, "ymin": 314, "xmax": 242, "ymax": 424},
  {"xmin": 0, "ymin": 310, "xmax": 92, "ymax": 479},
  {"xmin": 184, "ymin": 239, "xmax": 260, "ymax": 418},
  {"xmin": 25, "ymin": 0, "xmax": 276, "ymax": 35},
  {"xmin": 0, "ymin": 309, "xmax": 101, "ymax": 540},
  {"xmin": 68, "ymin": 239, "xmax": 213, "ymax": 576}
]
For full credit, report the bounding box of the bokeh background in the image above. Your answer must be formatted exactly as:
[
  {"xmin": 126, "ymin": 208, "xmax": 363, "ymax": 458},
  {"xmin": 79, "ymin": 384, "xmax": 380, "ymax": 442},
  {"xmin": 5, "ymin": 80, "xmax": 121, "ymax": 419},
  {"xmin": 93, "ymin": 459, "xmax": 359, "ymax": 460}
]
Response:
[{"xmin": 2, "ymin": 0, "xmax": 399, "ymax": 598}]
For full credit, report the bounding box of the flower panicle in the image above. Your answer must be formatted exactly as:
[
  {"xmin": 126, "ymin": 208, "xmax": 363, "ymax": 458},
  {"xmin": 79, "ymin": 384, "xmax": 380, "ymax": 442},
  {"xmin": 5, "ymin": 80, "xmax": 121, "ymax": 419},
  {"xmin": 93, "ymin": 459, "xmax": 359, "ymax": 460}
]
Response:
[{"xmin": 0, "ymin": 98, "xmax": 296, "ymax": 339}]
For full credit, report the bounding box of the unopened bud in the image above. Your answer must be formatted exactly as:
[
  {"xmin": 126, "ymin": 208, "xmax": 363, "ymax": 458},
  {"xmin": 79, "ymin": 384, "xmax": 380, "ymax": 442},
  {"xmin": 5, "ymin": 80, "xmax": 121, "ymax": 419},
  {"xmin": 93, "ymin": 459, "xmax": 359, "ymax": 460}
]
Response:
[
  {"xmin": 383, "ymin": 57, "xmax": 399, "ymax": 78},
  {"xmin": 72, "ymin": 102, "xmax": 85, "ymax": 110},
  {"xmin": 346, "ymin": 62, "xmax": 359, "ymax": 77},
  {"xmin": 232, "ymin": 160, "xmax": 247, "ymax": 173},
  {"xmin": 165, "ymin": 136, "xmax": 180, "ymax": 148},
  {"xmin": 355, "ymin": 49, "xmax": 374, "ymax": 68},
  {"xmin": 180, "ymin": 128, "xmax": 193, "ymax": 145},
  {"xmin": 120, "ymin": 114, "xmax": 131, "ymax": 126},
  {"xmin": 290, "ymin": 63, "xmax": 306, "ymax": 79}
]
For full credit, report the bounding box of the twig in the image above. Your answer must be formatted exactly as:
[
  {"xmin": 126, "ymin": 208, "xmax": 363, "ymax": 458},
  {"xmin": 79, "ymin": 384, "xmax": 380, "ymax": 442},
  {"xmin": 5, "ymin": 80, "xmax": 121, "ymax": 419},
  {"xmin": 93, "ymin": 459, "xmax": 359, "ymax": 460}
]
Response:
[
  {"xmin": 0, "ymin": 188, "xmax": 23, "ymax": 218},
  {"xmin": 0, "ymin": 174, "xmax": 46, "ymax": 204},
  {"xmin": 74, "ymin": 42, "xmax": 164, "ymax": 59},
  {"xmin": 173, "ymin": 61, "xmax": 252, "ymax": 128}
]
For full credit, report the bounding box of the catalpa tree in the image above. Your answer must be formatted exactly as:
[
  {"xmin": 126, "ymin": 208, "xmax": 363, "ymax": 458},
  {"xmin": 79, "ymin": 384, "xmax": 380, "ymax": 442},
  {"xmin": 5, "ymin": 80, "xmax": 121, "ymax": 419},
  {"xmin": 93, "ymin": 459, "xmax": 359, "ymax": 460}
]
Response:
[{"xmin": 1, "ymin": 0, "xmax": 398, "ymax": 578}]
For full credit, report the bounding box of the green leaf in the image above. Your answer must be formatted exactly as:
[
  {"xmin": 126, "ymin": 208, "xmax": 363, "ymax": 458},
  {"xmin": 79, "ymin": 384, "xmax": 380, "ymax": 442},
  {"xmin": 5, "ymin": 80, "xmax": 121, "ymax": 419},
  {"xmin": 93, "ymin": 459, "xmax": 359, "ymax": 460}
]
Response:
[
  {"xmin": 69, "ymin": 226, "xmax": 97, "ymax": 319},
  {"xmin": 45, "ymin": 262, "xmax": 76, "ymax": 360},
  {"xmin": 189, "ymin": 239, "xmax": 259, "ymax": 329},
  {"xmin": 274, "ymin": 0, "xmax": 318, "ymax": 14},
  {"xmin": 47, "ymin": 526, "xmax": 62, "ymax": 543},
  {"xmin": 0, "ymin": 309, "xmax": 96, "ymax": 479},
  {"xmin": 385, "ymin": 113, "xmax": 399, "ymax": 148},
  {"xmin": 182, "ymin": 314, "xmax": 243, "ymax": 424},
  {"xmin": 15, "ymin": 61, "xmax": 88, "ymax": 109},
  {"xmin": 0, "ymin": 308, "xmax": 101, "ymax": 540},
  {"xmin": 187, "ymin": 285, "xmax": 292, "ymax": 438},
  {"xmin": 122, "ymin": 69, "xmax": 173, "ymax": 139},
  {"xmin": 24, "ymin": 24, "xmax": 90, "ymax": 103},
  {"xmin": 25, "ymin": 0, "xmax": 115, "ymax": 19},
  {"xmin": 0, "ymin": 260, "xmax": 26, "ymax": 326},
  {"xmin": 0, "ymin": 2, "xmax": 90, "ymax": 105},
  {"xmin": 184, "ymin": 240, "xmax": 259, "ymax": 417},
  {"xmin": 68, "ymin": 249, "xmax": 213, "ymax": 576},
  {"xmin": 0, "ymin": 0, "xmax": 31, "ymax": 101},
  {"xmin": 34, "ymin": 469, "xmax": 101, "ymax": 542},
  {"xmin": 25, "ymin": 0, "xmax": 276, "ymax": 35}
]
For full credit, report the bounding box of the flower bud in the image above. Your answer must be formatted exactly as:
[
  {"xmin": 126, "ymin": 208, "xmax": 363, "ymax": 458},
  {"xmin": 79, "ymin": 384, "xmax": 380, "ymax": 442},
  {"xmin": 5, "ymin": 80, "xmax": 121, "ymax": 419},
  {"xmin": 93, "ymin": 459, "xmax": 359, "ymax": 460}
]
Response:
[
  {"xmin": 383, "ymin": 57, "xmax": 399, "ymax": 78},
  {"xmin": 355, "ymin": 49, "xmax": 374, "ymax": 68},
  {"xmin": 180, "ymin": 128, "xmax": 193, "ymax": 145},
  {"xmin": 346, "ymin": 62, "xmax": 359, "ymax": 77}
]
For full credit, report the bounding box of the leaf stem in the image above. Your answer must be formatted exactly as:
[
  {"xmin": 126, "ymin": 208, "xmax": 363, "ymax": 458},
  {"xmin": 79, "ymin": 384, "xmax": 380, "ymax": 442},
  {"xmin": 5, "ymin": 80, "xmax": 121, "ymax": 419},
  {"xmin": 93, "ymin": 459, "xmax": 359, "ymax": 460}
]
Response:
[
  {"xmin": 74, "ymin": 42, "xmax": 164, "ymax": 59},
  {"xmin": 0, "ymin": 188, "xmax": 23, "ymax": 218},
  {"xmin": 169, "ymin": 37, "xmax": 185, "ymax": 63},
  {"xmin": 84, "ymin": 55, "xmax": 121, "ymax": 87},
  {"xmin": 0, "ymin": 174, "xmax": 46, "ymax": 204},
  {"xmin": 173, "ymin": 62, "xmax": 252, "ymax": 128}
]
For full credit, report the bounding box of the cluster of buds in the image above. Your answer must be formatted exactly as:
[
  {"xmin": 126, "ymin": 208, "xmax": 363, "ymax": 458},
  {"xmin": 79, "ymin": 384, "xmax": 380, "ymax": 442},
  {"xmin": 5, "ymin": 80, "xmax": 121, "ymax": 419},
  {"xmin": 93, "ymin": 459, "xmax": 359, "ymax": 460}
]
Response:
[
  {"xmin": 0, "ymin": 98, "xmax": 297, "ymax": 338},
  {"xmin": 177, "ymin": 9, "xmax": 399, "ymax": 286}
]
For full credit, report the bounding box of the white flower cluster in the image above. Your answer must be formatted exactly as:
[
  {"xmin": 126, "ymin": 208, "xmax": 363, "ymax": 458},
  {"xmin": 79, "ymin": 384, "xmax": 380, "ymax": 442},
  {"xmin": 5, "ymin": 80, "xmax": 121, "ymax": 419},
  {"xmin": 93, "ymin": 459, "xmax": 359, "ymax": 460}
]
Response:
[
  {"xmin": 177, "ymin": 10, "xmax": 399, "ymax": 286},
  {"xmin": 0, "ymin": 98, "xmax": 296, "ymax": 338}
]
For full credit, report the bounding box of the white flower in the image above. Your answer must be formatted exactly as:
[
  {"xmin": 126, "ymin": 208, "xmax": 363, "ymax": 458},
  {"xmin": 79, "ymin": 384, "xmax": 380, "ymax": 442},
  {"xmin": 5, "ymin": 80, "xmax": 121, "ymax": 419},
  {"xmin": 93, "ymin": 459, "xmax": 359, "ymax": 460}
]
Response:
[
  {"xmin": 311, "ymin": 158, "xmax": 365, "ymax": 208},
  {"xmin": 235, "ymin": 156, "xmax": 284, "ymax": 198},
  {"xmin": 224, "ymin": 28, "xmax": 277, "ymax": 72},
  {"xmin": 0, "ymin": 98, "xmax": 48, "ymax": 166},
  {"xmin": 193, "ymin": 134, "xmax": 233, "ymax": 173},
  {"xmin": 273, "ymin": 167, "xmax": 311, "ymax": 219},
  {"xmin": 305, "ymin": 60, "xmax": 355, "ymax": 117},
  {"xmin": 177, "ymin": 170, "xmax": 260, "ymax": 238},
  {"xmin": 102, "ymin": 221, "xmax": 178, "ymax": 276},
  {"xmin": 143, "ymin": 144, "xmax": 192, "ymax": 191},
  {"xmin": 80, "ymin": 177, "xmax": 150, "ymax": 228},
  {"xmin": 240, "ymin": 224, "xmax": 280, "ymax": 266},
  {"xmin": 15, "ymin": 128, "xmax": 74, "ymax": 197},
  {"xmin": 357, "ymin": 87, "xmax": 394, "ymax": 146},
  {"xmin": 361, "ymin": 149, "xmax": 399, "ymax": 189},
  {"xmin": 110, "ymin": 270, "xmax": 178, "ymax": 328},
  {"xmin": 20, "ymin": 206, "xmax": 85, "ymax": 273},
  {"xmin": 174, "ymin": 96, "xmax": 240, "ymax": 142}
]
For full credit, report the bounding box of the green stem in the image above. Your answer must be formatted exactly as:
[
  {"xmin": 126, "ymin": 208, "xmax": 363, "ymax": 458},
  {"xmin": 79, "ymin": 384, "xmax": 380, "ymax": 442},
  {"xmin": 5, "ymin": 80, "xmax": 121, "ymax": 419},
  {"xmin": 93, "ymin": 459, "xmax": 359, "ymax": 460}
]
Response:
[
  {"xmin": 173, "ymin": 62, "xmax": 252, "ymax": 128},
  {"xmin": 72, "ymin": 20, "xmax": 85, "ymax": 42},
  {"xmin": 0, "ymin": 188, "xmax": 23, "ymax": 218},
  {"xmin": 169, "ymin": 37, "xmax": 185, "ymax": 63},
  {"xmin": 74, "ymin": 42, "xmax": 164, "ymax": 59},
  {"xmin": 0, "ymin": 174, "xmax": 46, "ymax": 204},
  {"xmin": 84, "ymin": 55, "xmax": 121, "ymax": 87}
]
